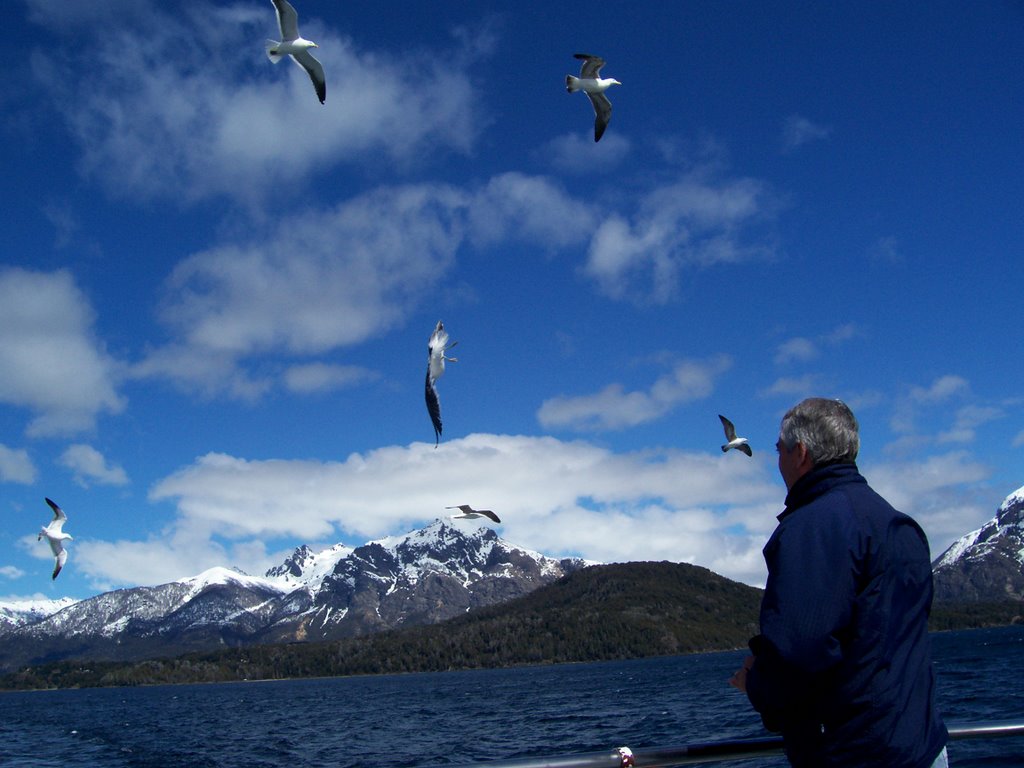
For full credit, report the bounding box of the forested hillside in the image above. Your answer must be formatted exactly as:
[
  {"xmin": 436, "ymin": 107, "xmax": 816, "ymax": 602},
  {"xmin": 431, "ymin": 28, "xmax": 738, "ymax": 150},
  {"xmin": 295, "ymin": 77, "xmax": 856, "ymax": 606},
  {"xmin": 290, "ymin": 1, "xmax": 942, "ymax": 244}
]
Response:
[{"xmin": 1, "ymin": 561, "xmax": 762, "ymax": 689}]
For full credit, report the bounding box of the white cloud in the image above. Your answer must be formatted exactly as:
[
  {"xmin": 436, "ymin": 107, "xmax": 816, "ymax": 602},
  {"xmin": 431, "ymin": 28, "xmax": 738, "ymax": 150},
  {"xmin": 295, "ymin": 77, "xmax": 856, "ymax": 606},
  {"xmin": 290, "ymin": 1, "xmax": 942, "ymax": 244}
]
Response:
[
  {"xmin": 584, "ymin": 172, "xmax": 774, "ymax": 303},
  {"xmin": 911, "ymin": 375, "xmax": 970, "ymax": 404},
  {"xmin": 891, "ymin": 374, "xmax": 972, "ymax": 436},
  {"xmin": 0, "ymin": 444, "xmax": 37, "ymax": 484},
  {"xmin": 119, "ymin": 433, "xmax": 782, "ymax": 588},
  {"xmin": 780, "ymin": 114, "xmax": 831, "ymax": 152},
  {"xmin": 467, "ymin": 172, "xmax": 596, "ymax": 249},
  {"xmin": 824, "ymin": 323, "xmax": 858, "ymax": 345},
  {"xmin": 66, "ymin": 434, "xmax": 1002, "ymax": 592},
  {"xmin": 0, "ymin": 565, "xmax": 26, "ymax": 580},
  {"xmin": 863, "ymin": 450, "xmax": 992, "ymax": 557},
  {"xmin": 284, "ymin": 363, "xmax": 379, "ymax": 395},
  {"xmin": 28, "ymin": 2, "xmax": 487, "ymax": 205},
  {"xmin": 774, "ymin": 337, "xmax": 818, "ymax": 365},
  {"xmin": 937, "ymin": 405, "xmax": 1003, "ymax": 445},
  {"xmin": 138, "ymin": 168, "xmax": 741, "ymax": 400},
  {"xmin": 0, "ymin": 267, "xmax": 125, "ymax": 436},
  {"xmin": 76, "ymin": 525, "xmax": 232, "ymax": 592},
  {"xmin": 760, "ymin": 374, "xmax": 822, "ymax": 399},
  {"xmin": 133, "ymin": 184, "xmax": 467, "ymax": 396},
  {"xmin": 773, "ymin": 324, "xmax": 860, "ymax": 366},
  {"xmin": 538, "ymin": 356, "xmax": 732, "ymax": 431},
  {"xmin": 131, "ymin": 342, "xmax": 273, "ymax": 401},
  {"xmin": 58, "ymin": 444, "xmax": 130, "ymax": 487}
]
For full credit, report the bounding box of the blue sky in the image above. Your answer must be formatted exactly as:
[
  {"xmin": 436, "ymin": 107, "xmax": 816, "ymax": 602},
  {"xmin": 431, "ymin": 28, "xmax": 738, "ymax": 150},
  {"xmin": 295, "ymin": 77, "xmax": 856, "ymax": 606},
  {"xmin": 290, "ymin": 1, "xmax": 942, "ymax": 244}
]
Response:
[{"xmin": 2, "ymin": 0, "xmax": 1022, "ymax": 600}]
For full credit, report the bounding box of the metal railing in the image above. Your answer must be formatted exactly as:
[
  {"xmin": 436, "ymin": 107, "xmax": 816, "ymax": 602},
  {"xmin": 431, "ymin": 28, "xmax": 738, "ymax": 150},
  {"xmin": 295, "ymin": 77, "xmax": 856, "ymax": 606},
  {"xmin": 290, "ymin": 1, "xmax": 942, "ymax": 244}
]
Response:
[{"xmin": 449, "ymin": 720, "xmax": 1024, "ymax": 768}]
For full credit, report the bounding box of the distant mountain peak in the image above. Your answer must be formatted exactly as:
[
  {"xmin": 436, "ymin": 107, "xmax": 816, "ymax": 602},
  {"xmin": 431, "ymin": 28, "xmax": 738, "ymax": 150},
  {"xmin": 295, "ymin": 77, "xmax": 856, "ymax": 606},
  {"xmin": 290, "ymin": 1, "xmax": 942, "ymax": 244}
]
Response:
[
  {"xmin": 265, "ymin": 541, "xmax": 354, "ymax": 590},
  {"xmin": 995, "ymin": 485, "xmax": 1024, "ymax": 527},
  {"xmin": 932, "ymin": 484, "xmax": 1024, "ymax": 602},
  {"xmin": 0, "ymin": 519, "xmax": 590, "ymax": 671},
  {"xmin": 0, "ymin": 597, "xmax": 78, "ymax": 630}
]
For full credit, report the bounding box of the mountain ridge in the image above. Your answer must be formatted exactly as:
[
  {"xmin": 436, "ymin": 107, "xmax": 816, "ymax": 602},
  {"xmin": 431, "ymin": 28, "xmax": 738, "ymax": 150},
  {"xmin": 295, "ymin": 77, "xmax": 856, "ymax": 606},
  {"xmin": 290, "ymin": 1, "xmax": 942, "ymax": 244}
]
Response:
[
  {"xmin": 932, "ymin": 484, "xmax": 1024, "ymax": 603},
  {"xmin": 0, "ymin": 519, "xmax": 587, "ymax": 671}
]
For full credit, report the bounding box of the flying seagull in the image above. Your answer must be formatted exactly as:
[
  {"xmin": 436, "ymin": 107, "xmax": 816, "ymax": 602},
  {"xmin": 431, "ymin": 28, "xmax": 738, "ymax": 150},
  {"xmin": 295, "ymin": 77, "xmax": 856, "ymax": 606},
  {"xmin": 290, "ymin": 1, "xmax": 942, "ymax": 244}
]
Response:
[
  {"xmin": 565, "ymin": 53, "xmax": 621, "ymax": 142},
  {"xmin": 719, "ymin": 414, "xmax": 752, "ymax": 457},
  {"xmin": 425, "ymin": 320, "xmax": 458, "ymax": 446},
  {"xmin": 446, "ymin": 505, "xmax": 501, "ymax": 524},
  {"xmin": 38, "ymin": 497, "xmax": 73, "ymax": 580},
  {"xmin": 266, "ymin": 0, "xmax": 326, "ymax": 104}
]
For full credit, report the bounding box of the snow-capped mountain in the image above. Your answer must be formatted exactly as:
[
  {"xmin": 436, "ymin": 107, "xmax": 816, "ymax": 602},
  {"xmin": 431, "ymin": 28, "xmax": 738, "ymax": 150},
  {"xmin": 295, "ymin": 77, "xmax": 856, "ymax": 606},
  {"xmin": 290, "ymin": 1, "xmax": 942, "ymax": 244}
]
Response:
[
  {"xmin": 0, "ymin": 520, "xmax": 589, "ymax": 671},
  {"xmin": 0, "ymin": 596, "xmax": 78, "ymax": 630},
  {"xmin": 932, "ymin": 484, "xmax": 1024, "ymax": 602}
]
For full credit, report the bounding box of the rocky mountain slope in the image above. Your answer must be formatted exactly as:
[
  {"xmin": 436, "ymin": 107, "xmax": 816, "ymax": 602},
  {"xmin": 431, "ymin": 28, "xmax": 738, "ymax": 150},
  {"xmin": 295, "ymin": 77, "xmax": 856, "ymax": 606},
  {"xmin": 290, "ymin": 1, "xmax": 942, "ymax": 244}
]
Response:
[
  {"xmin": 0, "ymin": 520, "xmax": 587, "ymax": 671},
  {"xmin": 932, "ymin": 485, "xmax": 1024, "ymax": 602},
  {"xmin": 1, "ymin": 561, "xmax": 765, "ymax": 689},
  {"xmin": 0, "ymin": 597, "xmax": 78, "ymax": 630}
]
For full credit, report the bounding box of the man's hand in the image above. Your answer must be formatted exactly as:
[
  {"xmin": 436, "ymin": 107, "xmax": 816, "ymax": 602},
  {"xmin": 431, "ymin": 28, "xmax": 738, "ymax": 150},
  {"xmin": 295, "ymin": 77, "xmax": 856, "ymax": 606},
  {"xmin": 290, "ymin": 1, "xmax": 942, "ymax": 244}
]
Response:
[{"xmin": 729, "ymin": 654, "xmax": 755, "ymax": 692}]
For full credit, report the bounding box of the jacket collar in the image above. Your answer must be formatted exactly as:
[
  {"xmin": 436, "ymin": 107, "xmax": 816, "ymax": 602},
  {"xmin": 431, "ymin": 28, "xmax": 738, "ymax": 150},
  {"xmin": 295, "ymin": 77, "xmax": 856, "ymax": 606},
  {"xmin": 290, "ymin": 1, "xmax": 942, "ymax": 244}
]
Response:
[{"xmin": 779, "ymin": 462, "xmax": 862, "ymax": 521}]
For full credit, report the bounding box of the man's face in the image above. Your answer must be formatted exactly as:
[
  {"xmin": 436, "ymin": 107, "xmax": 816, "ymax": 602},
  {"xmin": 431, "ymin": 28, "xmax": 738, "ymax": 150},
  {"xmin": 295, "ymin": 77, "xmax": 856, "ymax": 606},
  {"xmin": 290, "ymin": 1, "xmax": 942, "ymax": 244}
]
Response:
[{"xmin": 776, "ymin": 438, "xmax": 806, "ymax": 490}]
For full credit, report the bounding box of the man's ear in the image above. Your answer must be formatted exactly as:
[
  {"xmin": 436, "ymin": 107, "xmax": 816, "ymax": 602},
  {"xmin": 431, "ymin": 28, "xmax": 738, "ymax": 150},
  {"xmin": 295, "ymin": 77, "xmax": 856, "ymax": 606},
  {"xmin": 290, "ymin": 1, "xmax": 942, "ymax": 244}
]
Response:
[{"xmin": 796, "ymin": 443, "xmax": 814, "ymax": 473}]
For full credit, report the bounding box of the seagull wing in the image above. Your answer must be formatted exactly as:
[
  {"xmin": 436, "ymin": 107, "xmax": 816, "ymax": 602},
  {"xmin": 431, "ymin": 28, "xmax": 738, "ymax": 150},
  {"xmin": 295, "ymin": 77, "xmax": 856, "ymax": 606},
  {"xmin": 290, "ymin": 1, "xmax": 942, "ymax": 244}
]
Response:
[
  {"xmin": 272, "ymin": 0, "xmax": 300, "ymax": 41},
  {"xmin": 446, "ymin": 505, "xmax": 500, "ymax": 523},
  {"xmin": 738, "ymin": 443, "xmax": 753, "ymax": 457},
  {"xmin": 425, "ymin": 367, "xmax": 443, "ymax": 446},
  {"xmin": 52, "ymin": 548, "xmax": 67, "ymax": 580},
  {"xmin": 588, "ymin": 92, "xmax": 612, "ymax": 142},
  {"xmin": 44, "ymin": 497, "xmax": 67, "ymax": 535},
  {"xmin": 719, "ymin": 414, "xmax": 737, "ymax": 441},
  {"xmin": 574, "ymin": 53, "xmax": 605, "ymax": 78},
  {"xmin": 292, "ymin": 48, "xmax": 326, "ymax": 104},
  {"xmin": 45, "ymin": 497, "xmax": 67, "ymax": 523}
]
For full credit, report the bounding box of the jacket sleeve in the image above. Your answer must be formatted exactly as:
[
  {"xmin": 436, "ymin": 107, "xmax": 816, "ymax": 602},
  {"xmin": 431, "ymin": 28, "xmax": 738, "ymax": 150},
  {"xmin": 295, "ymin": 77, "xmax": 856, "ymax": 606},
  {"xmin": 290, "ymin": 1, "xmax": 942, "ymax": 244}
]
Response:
[{"xmin": 745, "ymin": 505, "xmax": 858, "ymax": 725}]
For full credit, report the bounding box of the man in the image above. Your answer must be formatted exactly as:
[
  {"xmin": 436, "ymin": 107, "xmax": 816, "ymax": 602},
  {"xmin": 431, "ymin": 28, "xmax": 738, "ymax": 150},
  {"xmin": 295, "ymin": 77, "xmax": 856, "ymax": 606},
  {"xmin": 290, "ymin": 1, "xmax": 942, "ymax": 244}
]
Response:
[{"xmin": 730, "ymin": 398, "xmax": 947, "ymax": 767}]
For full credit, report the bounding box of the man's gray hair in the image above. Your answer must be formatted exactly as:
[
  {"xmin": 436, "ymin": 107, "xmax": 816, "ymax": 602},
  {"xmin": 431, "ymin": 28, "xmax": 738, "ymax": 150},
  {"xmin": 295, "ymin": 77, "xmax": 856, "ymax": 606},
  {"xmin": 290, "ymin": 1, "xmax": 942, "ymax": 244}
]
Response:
[{"xmin": 779, "ymin": 397, "xmax": 860, "ymax": 465}]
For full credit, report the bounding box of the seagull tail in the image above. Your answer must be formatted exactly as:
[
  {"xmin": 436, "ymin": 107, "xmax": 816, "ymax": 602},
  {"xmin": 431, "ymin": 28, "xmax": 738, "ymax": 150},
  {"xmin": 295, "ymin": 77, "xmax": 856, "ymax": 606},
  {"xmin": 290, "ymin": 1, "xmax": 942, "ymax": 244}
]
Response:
[
  {"xmin": 265, "ymin": 40, "xmax": 284, "ymax": 63},
  {"xmin": 566, "ymin": 75, "xmax": 580, "ymax": 93}
]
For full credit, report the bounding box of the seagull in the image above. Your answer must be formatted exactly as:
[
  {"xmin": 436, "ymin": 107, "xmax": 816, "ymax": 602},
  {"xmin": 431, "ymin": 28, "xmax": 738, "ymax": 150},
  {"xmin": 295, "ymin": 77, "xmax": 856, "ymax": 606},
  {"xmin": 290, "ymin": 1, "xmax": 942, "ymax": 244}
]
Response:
[
  {"xmin": 266, "ymin": 0, "xmax": 326, "ymax": 104},
  {"xmin": 38, "ymin": 497, "xmax": 73, "ymax": 580},
  {"xmin": 446, "ymin": 505, "xmax": 501, "ymax": 524},
  {"xmin": 719, "ymin": 414, "xmax": 752, "ymax": 457},
  {"xmin": 565, "ymin": 53, "xmax": 621, "ymax": 142},
  {"xmin": 425, "ymin": 320, "xmax": 458, "ymax": 446}
]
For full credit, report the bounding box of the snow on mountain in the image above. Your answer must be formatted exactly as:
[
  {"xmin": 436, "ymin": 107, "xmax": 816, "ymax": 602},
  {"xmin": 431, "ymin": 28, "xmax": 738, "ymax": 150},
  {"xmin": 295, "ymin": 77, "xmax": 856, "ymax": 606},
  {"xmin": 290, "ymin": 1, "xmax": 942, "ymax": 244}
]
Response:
[
  {"xmin": 184, "ymin": 566, "xmax": 287, "ymax": 599},
  {"xmin": 932, "ymin": 484, "xmax": 1024, "ymax": 602},
  {"xmin": 265, "ymin": 542, "xmax": 354, "ymax": 591},
  {"xmin": 368, "ymin": 519, "xmax": 570, "ymax": 585},
  {"xmin": 0, "ymin": 597, "xmax": 78, "ymax": 631},
  {"xmin": 0, "ymin": 519, "xmax": 590, "ymax": 671}
]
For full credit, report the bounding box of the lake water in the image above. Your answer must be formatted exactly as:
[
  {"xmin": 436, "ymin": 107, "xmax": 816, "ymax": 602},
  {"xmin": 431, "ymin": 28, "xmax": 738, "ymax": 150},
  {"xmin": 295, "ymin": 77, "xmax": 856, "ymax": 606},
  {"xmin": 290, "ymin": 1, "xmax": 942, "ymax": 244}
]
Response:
[{"xmin": 1, "ymin": 625, "xmax": 1022, "ymax": 767}]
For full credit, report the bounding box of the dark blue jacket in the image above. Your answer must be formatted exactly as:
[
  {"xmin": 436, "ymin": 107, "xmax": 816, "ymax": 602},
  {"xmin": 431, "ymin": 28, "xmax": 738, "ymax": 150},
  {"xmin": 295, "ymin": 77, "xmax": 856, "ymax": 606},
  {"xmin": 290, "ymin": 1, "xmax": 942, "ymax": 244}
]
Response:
[{"xmin": 745, "ymin": 463, "xmax": 947, "ymax": 767}]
